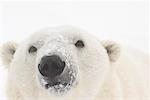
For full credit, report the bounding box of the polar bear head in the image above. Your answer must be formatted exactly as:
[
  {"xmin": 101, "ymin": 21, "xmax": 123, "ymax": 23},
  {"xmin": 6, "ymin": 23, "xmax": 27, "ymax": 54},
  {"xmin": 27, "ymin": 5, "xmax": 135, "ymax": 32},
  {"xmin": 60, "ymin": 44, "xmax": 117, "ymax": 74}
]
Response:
[{"xmin": 0, "ymin": 26, "xmax": 120, "ymax": 99}]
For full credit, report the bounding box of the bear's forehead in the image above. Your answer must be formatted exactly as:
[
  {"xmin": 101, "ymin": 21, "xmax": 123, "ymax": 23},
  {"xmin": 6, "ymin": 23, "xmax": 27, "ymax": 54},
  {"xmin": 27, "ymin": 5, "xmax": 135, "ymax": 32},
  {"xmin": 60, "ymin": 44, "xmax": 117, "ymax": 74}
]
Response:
[{"xmin": 28, "ymin": 26, "xmax": 88, "ymax": 45}]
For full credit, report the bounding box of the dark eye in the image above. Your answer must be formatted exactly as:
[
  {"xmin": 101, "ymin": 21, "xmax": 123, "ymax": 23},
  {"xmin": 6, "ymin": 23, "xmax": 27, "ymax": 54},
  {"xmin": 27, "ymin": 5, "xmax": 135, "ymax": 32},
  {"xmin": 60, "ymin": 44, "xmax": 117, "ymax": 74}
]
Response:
[
  {"xmin": 75, "ymin": 40, "xmax": 84, "ymax": 48},
  {"xmin": 29, "ymin": 46, "xmax": 37, "ymax": 53}
]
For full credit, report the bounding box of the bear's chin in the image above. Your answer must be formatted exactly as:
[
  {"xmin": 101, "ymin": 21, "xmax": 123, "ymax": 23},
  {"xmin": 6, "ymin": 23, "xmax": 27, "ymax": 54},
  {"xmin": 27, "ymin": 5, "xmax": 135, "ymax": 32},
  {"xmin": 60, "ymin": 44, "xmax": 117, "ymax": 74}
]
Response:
[
  {"xmin": 38, "ymin": 72, "xmax": 77, "ymax": 95},
  {"xmin": 46, "ymin": 81, "xmax": 75, "ymax": 95}
]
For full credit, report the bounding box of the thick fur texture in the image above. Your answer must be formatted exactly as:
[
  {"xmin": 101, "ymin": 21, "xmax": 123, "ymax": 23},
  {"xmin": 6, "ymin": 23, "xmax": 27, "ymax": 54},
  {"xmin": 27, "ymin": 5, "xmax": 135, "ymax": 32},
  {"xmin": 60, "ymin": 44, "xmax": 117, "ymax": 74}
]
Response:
[
  {"xmin": 0, "ymin": 26, "xmax": 149, "ymax": 100},
  {"xmin": 0, "ymin": 42, "xmax": 17, "ymax": 68}
]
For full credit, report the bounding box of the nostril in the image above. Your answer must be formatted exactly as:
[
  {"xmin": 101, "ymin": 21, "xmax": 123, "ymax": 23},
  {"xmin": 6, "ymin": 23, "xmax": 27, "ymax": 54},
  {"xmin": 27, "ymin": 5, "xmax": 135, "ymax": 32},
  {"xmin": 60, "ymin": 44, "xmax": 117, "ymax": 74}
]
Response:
[
  {"xmin": 38, "ymin": 63, "xmax": 49, "ymax": 77},
  {"xmin": 57, "ymin": 61, "xmax": 65, "ymax": 68},
  {"xmin": 62, "ymin": 61, "xmax": 65, "ymax": 68}
]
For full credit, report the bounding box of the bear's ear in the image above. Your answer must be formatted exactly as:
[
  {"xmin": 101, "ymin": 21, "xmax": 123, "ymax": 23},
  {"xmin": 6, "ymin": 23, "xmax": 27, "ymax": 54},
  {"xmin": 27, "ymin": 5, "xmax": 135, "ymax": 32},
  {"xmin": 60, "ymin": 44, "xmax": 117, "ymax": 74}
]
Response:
[
  {"xmin": 102, "ymin": 40, "xmax": 120, "ymax": 62},
  {"xmin": 0, "ymin": 42, "xmax": 18, "ymax": 67}
]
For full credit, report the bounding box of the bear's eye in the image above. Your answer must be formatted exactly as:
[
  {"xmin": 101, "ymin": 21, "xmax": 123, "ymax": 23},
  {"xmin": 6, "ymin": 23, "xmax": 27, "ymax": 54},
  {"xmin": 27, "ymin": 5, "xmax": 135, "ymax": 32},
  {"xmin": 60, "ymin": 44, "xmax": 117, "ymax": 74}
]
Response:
[
  {"xmin": 75, "ymin": 40, "xmax": 84, "ymax": 48},
  {"xmin": 29, "ymin": 46, "xmax": 37, "ymax": 53}
]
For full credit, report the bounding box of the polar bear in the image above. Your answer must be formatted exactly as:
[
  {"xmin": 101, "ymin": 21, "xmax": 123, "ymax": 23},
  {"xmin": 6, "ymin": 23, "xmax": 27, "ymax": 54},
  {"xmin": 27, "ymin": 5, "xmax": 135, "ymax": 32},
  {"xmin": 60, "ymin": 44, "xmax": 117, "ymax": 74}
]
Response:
[{"xmin": 0, "ymin": 25, "xmax": 149, "ymax": 100}]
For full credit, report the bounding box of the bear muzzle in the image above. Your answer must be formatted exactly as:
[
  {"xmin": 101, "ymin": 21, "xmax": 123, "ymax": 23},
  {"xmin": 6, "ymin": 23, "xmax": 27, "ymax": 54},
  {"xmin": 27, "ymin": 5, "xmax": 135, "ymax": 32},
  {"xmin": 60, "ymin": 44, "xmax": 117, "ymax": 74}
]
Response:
[{"xmin": 37, "ymin": 53, "xmax": 78, "ymax": 95}]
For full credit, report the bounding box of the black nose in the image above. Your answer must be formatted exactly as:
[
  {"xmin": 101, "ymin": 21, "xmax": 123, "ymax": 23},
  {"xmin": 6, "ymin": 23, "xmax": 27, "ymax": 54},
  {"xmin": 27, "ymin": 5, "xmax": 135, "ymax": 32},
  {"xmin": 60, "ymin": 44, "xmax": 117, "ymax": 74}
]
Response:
[{"xmin": 38, "ymin": 55, "xmax": 65, "ymax": 78}]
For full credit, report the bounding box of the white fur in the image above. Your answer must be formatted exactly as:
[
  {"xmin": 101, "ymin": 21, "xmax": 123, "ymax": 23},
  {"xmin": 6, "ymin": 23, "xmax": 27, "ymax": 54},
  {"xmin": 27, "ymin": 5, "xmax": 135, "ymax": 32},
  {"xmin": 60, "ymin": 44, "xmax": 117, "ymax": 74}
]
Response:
[
  {"xmin": 0, "ymin": 25, "xmax": 149, "ymax": 100},
  {"xmin": 0, "ymin": 42, "xmax": 17, "ymax": 68}
]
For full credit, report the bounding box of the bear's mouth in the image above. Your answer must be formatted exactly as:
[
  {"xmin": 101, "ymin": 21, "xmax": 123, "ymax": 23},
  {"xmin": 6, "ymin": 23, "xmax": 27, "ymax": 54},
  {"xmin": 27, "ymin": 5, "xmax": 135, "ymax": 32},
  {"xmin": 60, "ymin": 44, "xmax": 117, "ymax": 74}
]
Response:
[{"xmin": 39, "ymin": 70, "xmax": 77, "ymax": 95}]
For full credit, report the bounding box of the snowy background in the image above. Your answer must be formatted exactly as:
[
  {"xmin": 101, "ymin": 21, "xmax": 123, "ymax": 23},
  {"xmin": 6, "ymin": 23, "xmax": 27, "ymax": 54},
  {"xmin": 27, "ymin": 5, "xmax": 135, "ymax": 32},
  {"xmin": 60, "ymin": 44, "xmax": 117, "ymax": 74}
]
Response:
[{"xmin": 0, "ymin": 0, "xmax": 149, "ymax": 100}]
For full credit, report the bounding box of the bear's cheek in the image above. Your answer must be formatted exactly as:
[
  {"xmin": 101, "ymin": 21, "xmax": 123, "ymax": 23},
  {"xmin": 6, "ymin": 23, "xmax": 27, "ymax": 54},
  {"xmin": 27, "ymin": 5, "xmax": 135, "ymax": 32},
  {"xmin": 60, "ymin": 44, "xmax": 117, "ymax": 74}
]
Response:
[
  {"xmin": 77, "ymin": 54, "xmax": 110, "ymax": 87},
  {"xmin": 10, "ymin": 53, "xmax": 38, "ymax": 88}
]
